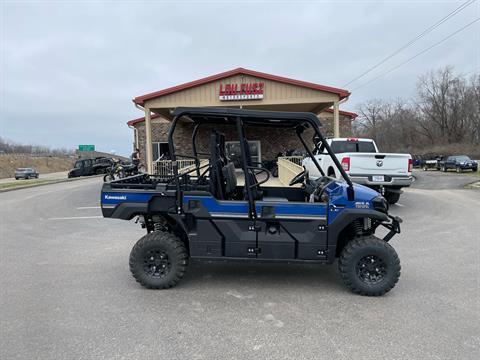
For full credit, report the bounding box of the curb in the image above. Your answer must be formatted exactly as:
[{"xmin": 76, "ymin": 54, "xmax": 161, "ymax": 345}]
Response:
[
  {"xmin": 0, "ymin": 175, "xmax": 103, "ymax": 193},
  {"xmin": 465, "ymin": 181, "xmax": 480, "ymax": 190}
]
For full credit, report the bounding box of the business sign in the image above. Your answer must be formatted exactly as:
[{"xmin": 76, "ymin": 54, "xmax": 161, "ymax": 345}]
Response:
[
  {"xmin": 219, "ymin": 82, "xmax": 264, "ymax": 101},
  {"xmin": 78, "ymin": 145, "xmax": 95, "ymax": 152}
]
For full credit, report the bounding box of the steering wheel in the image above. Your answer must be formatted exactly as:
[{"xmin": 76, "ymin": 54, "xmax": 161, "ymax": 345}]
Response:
[
  {"xmin": 314, "ymin": 176, "xmax": 334, "ymax": 200},
  {"xmin": 289, "ymin": 169, "xmax": 307, "ymax": 186}
]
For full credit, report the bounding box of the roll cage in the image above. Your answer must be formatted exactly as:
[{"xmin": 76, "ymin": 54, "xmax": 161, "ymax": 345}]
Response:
[{"xmin": 166, "ymin": 107, "xmax": 355, "ymax": 214}]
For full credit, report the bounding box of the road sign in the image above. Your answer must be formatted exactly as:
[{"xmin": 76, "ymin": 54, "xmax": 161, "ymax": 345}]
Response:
[{"xmin": 78, "ymin": 145, "xmax": 95, "ymax": 152}]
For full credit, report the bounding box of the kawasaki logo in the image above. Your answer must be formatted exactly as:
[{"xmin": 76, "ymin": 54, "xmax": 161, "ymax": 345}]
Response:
[{"xmin": 104, "ymin": 195, "xmax": 126, "ymax": 200}]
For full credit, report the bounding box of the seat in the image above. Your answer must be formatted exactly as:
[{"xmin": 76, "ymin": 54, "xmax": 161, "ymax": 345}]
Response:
[
  {"xmin": 241, "ymin": 137, "xmax": 262, "ymax": 200},
  {"xmin": 222, "ymin": 162, "xmax": 237, "ymax": 197},
  {"xmin": 209, "ymin": 131, "xmax": 238, "ymax": 200}
]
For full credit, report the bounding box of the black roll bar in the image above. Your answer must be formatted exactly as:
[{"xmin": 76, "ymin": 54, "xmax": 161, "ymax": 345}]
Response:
[
  {"xmin": 192, "ymin": 124, "xmax": 201, "ymax": 177},
  {"xmin": 296, "ymin": 127, "xmax": 326, "ymax": 177},
  {"xmin": 236, "ymin": 117, "xmax": 256, "ymax": 218},
  {"xmin": 167, "ymin": 115, "xmax": 182, "ymax": 213},
  {"xmin": 309, "ymin": 126, "xmax": 354, "ymax": 200}
]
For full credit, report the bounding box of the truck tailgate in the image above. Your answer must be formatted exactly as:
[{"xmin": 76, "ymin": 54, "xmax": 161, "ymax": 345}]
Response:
[{"xmin": 347, "ymin": 153, "xmax": 410, "ymax": 176}]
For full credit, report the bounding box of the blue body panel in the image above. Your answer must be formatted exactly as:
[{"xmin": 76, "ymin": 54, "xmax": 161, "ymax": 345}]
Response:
[
  {"xmin": 183, "ymin": 195, "xmax": 249, "ymax": 214},
  {"xmin": 102, "ymin": 192, "xmax": 154, "ymax": 205},
  {"xmin": 325, "ymin": 181, "xmax": 380, "ymax": 224},
  {"xmin": 102, "ymin": 181, "xmax": 380, "ymax": 221}
]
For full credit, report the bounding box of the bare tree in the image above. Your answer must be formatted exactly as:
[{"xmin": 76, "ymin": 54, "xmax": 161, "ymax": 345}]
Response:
[{"xmin": 355, "ymin": 66, "xmax": 479, "ymax": 155}]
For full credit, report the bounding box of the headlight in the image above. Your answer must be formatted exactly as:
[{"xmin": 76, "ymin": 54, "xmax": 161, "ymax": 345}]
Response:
[{"xmin": 372, "ymin": 195, "xmax": 389, "ymax": 213}]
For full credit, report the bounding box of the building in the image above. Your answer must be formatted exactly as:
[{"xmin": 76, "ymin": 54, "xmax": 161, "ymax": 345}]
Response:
[{"xmin": 128, "ymin": 68, "xmax": 357, "ymax": 172}]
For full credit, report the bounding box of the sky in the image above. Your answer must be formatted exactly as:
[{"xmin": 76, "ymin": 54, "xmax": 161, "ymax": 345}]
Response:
[{"xmin": 1, "ymin": 0, "xmax": 479, "ymax": 156}]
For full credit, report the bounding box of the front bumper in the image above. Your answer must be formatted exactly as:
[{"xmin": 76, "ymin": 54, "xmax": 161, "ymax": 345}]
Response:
[
  {"xmin": 349, "ymin": 174, "xmax": 413, "ymax": 187},
  {"xmin": 382, "ymin": 214, "xmax": 402, "ymax": 242},
  {"xmin": 459, "ymin": 164, "xmax": 478, "ymax": 170}
]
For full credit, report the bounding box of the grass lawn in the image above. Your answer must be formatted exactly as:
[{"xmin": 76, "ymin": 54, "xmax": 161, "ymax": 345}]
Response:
[{"xmin": 0, "ymin": 179, "xmax": 58, "ymax": 190}]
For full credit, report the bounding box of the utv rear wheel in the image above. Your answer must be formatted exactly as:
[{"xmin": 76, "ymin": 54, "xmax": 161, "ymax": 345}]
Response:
[
  {"xmin": 129, "ymin": 231, "xmax": 188, "ymax": 289},
  {"xmin": 385, "ymin": 192, "xmax": 401, "ymax": 205},
  {"xmin": 338, "ymin": 236, "xmax": 400, "ymax": 296}
]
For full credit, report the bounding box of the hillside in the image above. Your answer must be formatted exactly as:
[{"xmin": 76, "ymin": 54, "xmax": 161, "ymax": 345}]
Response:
[{"xmin": 0, "ymin": 154, "xmax": 74, "ymax": 179}]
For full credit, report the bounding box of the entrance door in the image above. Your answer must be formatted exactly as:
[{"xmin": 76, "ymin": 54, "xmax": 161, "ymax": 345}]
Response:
[
  {"xmin": 226, "ymin": 141, "xmax": 261, "ymax": 168},
  {"xmin": 152, "ymin": 142, "xmax": 170, "ymax": 161}
]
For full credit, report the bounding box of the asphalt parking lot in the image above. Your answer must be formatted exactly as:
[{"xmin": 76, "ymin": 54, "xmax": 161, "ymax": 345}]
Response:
[{"xmin": 1, "ymin": 172, "xmax": 479, "ymax": 360}]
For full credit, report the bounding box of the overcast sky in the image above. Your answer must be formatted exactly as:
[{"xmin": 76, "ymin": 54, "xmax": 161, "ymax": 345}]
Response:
[{"xmin": 1, "ymin": 0, "xmax": 479, "ymax": 155}]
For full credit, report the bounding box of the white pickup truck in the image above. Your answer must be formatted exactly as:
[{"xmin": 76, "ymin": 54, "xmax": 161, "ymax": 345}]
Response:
[{"xmin": 302, "ymin": 137, "xmax": 413, "ymax": 204}]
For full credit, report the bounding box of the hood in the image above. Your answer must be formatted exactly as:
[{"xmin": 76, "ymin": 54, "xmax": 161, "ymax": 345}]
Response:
[{"xmin": 351, "ymin": 182, "xmax": 381, "ymax": 201}]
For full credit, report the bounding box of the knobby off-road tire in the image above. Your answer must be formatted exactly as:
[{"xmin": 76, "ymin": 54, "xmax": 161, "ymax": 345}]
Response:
[
  {"xmin": 103, "ymin": 173, "xmax": 115, "ymax": 182},
  {"xmin": 385, "ymin": 192, "xmax": 401, "ymax": 205},
  {"xmin": 338, "ymin": 236, "xmax": 400, "ymax": 296},
  {"xmin": 129, "ymin": 231, "xmax": 188, "ymax": 289}
]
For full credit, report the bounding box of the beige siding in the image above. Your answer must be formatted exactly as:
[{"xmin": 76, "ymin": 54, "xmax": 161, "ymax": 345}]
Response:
[{"xmin": 144, "ymin": 74, "xmax": 339, "ymax": 109}]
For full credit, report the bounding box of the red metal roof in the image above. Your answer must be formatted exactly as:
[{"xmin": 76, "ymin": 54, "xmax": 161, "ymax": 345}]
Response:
[
  {"xmin": 323, "ymin": 108, "xmax": 358, "ymax": 119},
  {"xmin": 127, "ymin": 114, "xmax": 160, "ymax": 127},
  {"xmin": 133, "ymin": 67, "xmax": 351, "ymax": 105}
]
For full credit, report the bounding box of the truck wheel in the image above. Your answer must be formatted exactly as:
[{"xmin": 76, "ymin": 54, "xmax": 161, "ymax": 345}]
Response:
[
  {"xmin": 129, "ymin": 231, "xmax": 188, "ymax": 289},
  {"xmin": 338, "ymin": 236, "xmax": 400, "ymax": 296},
  {"xmin": 384, "ymin": 192, "xmax": 400, "ymax": 204}
]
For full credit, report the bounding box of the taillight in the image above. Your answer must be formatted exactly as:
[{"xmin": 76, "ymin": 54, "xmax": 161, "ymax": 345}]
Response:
[
  {"xmin": 341, "ymin": 157, "xmax": 350, "ymax": 171},
  {"xmin": 408, "ymin": 158, "xmax": 413, "ymax": 172}
]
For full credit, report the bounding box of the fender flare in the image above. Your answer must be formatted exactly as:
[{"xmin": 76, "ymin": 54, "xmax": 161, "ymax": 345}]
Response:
[{"xmin": 327, "ymin": 209, "xmax": 388, "ymax": 261}]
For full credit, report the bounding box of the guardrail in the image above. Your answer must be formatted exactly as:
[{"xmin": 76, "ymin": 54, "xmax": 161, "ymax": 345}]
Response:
[{"xmin": 277, "ymin": 156, "xmax": 304, "ymax": 186}]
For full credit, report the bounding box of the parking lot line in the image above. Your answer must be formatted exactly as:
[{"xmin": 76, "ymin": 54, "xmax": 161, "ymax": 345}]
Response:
[
  {"xmin": 76, "ymin": 206, "xmax": 101, "ymax": 210},
  {"xmin": 48, "ymin": 216, "xmax": 103, "ymax": 220}
]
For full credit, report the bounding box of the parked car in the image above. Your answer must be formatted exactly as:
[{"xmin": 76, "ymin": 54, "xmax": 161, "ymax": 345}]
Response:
[
  {"xmin": 15, "ymin": 168, "xmax": 39, "ymax": 180},
  {"xmin": 302, "ymin": 137, "xmax": 412, "ymax": 204},
  {"xmin": 68, "ymin": 157, "xmax": 114, "ymax": 178},
  {"xmin": 437, "ymin": 155, "xmax": 478, "ymax": 172}
]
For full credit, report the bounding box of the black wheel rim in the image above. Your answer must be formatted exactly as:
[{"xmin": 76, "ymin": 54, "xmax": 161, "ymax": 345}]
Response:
[
  {"xmin": 356, "ymin": 255, "xmax": 387, "ymax": 284},
  {"xmin": 144, "ymin": 249, "xmax": 172, "ymax": 278}
]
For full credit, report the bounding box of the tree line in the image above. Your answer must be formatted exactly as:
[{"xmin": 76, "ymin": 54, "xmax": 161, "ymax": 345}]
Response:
[
  {"xmin": 354, "ymin": 67, "xmax": 480, "ymax": 156},
  {"xmin": 0, "ymin": 137, "xmax": 74, "ymax": 156}
]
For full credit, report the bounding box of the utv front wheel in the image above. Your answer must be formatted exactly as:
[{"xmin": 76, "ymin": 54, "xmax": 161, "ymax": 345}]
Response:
[
  {"xmin": 338, "ymin": 236, "xmax": 400, "ymax": 296},
  {"xmin": 129, "ymin": 231, "xmax": 188, "ymax": 289}
]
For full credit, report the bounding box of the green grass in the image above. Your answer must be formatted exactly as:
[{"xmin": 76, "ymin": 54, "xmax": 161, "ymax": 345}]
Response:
[{"xmin": 0, "ymin": 179, "xmax": 58, "ymax": 190}]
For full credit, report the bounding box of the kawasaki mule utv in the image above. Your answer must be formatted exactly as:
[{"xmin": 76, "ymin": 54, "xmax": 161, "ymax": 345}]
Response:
[{"xmin": 101, "ymin": 108, "xmax": 402, "ymax": 296}]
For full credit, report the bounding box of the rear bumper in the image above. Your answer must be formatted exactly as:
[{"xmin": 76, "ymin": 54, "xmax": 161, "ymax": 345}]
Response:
[{"xmin": 349, "ymin": 174, "xmax": 413, "ymax": 187}]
